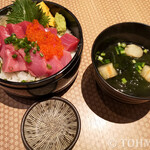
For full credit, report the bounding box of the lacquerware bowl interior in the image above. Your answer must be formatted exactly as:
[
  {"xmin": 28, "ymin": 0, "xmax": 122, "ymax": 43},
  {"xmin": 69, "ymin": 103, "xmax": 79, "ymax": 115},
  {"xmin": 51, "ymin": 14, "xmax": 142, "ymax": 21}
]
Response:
[
  {"xmin": 21, "ymin": 97, "xmax": 81, "ymax": 150},
  {"xmin": 91, "ymin": 22, "xmax": 150, "ymax": 104},
  {"xmin": 0, "ymin": 1, "xmax": 83, "ymax": 97}
]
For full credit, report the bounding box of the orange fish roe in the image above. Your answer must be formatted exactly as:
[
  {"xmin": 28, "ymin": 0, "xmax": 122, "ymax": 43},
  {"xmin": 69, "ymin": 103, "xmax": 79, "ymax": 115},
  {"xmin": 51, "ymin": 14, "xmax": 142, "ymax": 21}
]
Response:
[{"xmin": 26, "ymin": 19, "xmax": 64, "ymax": 60}]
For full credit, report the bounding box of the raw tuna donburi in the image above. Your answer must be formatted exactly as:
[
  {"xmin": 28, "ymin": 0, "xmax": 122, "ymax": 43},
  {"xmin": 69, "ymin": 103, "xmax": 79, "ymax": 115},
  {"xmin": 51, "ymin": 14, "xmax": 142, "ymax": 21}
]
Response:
[{"xmin": 0, "ymin": 0, "xmax": 79, "ymax": 82}]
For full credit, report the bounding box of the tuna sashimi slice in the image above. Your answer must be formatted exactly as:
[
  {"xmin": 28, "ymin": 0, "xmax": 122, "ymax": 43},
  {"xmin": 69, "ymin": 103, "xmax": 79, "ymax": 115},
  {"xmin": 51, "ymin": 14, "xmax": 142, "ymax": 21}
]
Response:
[
  {"xmin": 60, "ymin": 50, "xmax": 72, "ymax": 67},
  {"xmin": 0, "ymin": 45, "xmax": 6, "ymax": 58},
  {"xmin": 17, "ymin": 21, "xmax": 32, "ymax": 34},
  {"xmin": 6, "ymin": 24, "xmax": 25, "ymax": 38},
  {"xmin": 2, "ymin": 45, "xmax": 27, "ymax": 72},
  {"xmin": 26, "ymin": 49, "xmax": 50, "ymax": 77},
  {"xmin": 60, "ymin": 33, "xmax": 79, "ymax": 52},
  {"xmin": 47, "ymin": 56, "xmax": 63, "ymax": 76},
  {"xmin": 45, "ymin": 27, "xmax": 57, "ymax": 35},
  {"xmin": 0, "ymin": 38, "xmax": 2, "ymax": 50},
  {"xmin": 0, "ymin": 26, "xmax": 10, "ymax": 44},
  {"xmin": 18, "ymin": 48, "xmax": 26, "ymax": 58}
]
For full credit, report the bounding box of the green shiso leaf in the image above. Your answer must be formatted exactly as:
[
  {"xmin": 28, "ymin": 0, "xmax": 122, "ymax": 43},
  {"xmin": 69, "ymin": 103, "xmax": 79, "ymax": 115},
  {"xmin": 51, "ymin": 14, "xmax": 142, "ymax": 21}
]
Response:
[{"xmin": 6, "ymin": 0, "xmax": 49, "ymax": 27}]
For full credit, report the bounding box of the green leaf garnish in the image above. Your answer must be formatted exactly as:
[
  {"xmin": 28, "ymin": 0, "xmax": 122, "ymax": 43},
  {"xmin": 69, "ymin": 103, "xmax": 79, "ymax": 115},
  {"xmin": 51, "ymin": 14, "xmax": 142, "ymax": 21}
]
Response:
[{"xmin": 6, "ymin": 0, "xmax": 49, "ymax": 27}]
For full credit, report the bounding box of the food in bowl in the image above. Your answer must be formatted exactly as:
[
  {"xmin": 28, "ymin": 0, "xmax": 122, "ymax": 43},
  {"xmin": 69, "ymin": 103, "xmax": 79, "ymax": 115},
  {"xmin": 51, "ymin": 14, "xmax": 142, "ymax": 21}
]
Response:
[
  {"xmin": 0, "ymin": 0, "xmax": 83, "ymax": 98},
  {"xmin": 95, "ymin": 41, "xmax": 150, "ymax": 97},
  {"xmin": 0, "ymin": 0, "xmax": 79, "ymax": 82}
]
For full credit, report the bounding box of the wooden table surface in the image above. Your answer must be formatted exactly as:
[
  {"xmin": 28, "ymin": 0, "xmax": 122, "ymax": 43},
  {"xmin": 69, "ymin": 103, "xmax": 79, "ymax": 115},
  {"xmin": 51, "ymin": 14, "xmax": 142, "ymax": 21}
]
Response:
[{"xmin": 0, "ymin": 0, "xmax": 150, "ymax": 150}]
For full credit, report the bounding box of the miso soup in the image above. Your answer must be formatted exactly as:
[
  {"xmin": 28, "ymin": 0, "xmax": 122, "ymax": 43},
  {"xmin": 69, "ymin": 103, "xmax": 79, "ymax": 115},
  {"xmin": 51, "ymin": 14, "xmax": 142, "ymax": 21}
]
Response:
[{"xmin": 95, "ymin": 42, "xmax": 150, "ymax": 97}]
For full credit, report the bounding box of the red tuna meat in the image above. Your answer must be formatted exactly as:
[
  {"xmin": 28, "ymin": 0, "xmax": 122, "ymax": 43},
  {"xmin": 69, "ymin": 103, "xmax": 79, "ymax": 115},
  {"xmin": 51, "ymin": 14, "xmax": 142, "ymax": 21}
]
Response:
[
  {"xmin": 0, "ymin": 45, "xmax": 7, "ymax": 58},
  {"xmin": 0, "ymin": 26, "xmax": 10, "ymax": 44},
  {"xmin": 17, "ymin": 21, "xmax": 32, "ymax": 34},
  {"xmin": 0, "ymin": 39, "xmax": 2, "ymax": 50},
  {"xmin": 6, "ymin": 24, "xmax": 25, "ymax": 38},
  {"xmin": 60, "ymin": 33, "xmax": 79, "ymax": 52},
  {"xmin": 60, "ymin": 50, "xmax": 72, "ymax": 67},
  {"xmin": 17, "ymin": 48, "xmax": 26, "ymax": 58},
  {"xmin": 25, "ymin": 49, "xmax": 50, "ymax": 77},
  {"xmin": 0, "ymin": 26, "xmax": 11, "ymax": 57},
  {"xmin": 2, "ymin": 45, "xmax": 27, "ymax": 72},
  {"xmin": 47, "ymin": 56, "xmax": 63, "ymax": 76},
  {"xmin": 45, "ymin": 27, "xmax": 57, "ymax": 35}
]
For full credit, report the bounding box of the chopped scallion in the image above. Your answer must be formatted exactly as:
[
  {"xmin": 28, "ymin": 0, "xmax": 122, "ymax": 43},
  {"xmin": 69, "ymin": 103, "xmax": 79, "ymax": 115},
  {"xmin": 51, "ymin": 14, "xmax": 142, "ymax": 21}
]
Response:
[
  {"xmin": 101, "ymin": 52, "xmax": 106, "ymax": 56},
  {"xmin": 33, "ymin": 50, "xmax": 36, "ymax": 54},
  {"xmin": 98, "ymin": 56, "xmax": 103, "ymax": 61},
  {"xmin": 121, "ymin": 78, "xmax": 127, "ymax": 84},
  {"xmin": 31, "ymin": 41, "xmax": 35, "ymax": 47},
  {"xmin": 4, "ymin": 38, "xmax": 11, "ymax": 44},
  {"xmin": 12, "ymin": 54, "xmax": 17, "ymax": 58},
  {"xmin": 141, "ymin": 62, "xmax": 145, "ymax": 67},
  {"xmin": 132, "ymin": 60, "xmax": 136, "ymax": 63},
  {"xmin": 40, "ymin": 53, "xmax": 44, "ymax": 57},
  {"xmin": 144, "ymin": 49, "xmax": 148, "ymax": 54},
  {"xmin": 121, "ymin": 43, "xmax": 126, "ymax": 48},
  {"xmin": 24, "ymin": 55, "xmax": 32, "ymax": 63},
  {"xmin": 117, "ymin": 42, "xmax": 121, "ymax": 47},
  {"xmin": 115, "ymin": 47, "xmax": 120, "ymax": 55},
  {"xmin": 138, "ymin": 65, "xmax": 142, "ymax": 70},
  {"xmin": 120, "ymin": 50, "xmax": 125, "ymax": 54},
  {"xmin": 24, "ymin": 48, "xmax": 30, "ymax": 54},
  {"xmin": 47, "ymin": 64, "xmax": 52, "ymax": 69},
  {"xmin": 104, "ymin": 59, "xmax": 110, "ymax": 64},
  {"xmin": 37, "ymin": 45, "xmax": 40, "ymax": 51}
]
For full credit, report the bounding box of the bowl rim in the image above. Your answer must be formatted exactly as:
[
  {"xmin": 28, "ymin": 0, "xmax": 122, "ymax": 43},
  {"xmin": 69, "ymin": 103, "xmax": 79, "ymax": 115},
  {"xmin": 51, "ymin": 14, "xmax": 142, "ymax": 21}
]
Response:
[
  {"xmin": 21, "ymin": 96, "xmax": 81, "ymax": 150},
  {"xmin": 0, "ymin": 1, "xmax": 83, "ymax": 86},
  {"xmin": 91, "ymin": 22, "xmax": 150, "ymax": 101}
]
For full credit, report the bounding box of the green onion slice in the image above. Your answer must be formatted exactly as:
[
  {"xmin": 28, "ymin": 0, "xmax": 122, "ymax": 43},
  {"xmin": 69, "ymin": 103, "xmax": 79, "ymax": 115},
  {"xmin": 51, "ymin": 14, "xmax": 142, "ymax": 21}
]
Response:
[
  {"xmin": 144, "ymin": 49, "xmax": 148, "ymax": 54},
  {"xmin": 47, "ymin": 64, "xmax": 52, "ymax": 69},
  {"xmin": 101, "ymin": 52, "xmax": 106, "ymax": 56},
  {"xmin": 12, "ymin": 54, "xmax": 17, "ymax": 58},
  {"xmin": 33, "ymin": 50, "xmax": 36, "ymax": 54},
  {"xmin": 121, "ymin": 78, "xmax": 127, "ymax": 84},
  {"xmin": 40, "ymin": 53, "xmax": 44, "ymax": 57}
]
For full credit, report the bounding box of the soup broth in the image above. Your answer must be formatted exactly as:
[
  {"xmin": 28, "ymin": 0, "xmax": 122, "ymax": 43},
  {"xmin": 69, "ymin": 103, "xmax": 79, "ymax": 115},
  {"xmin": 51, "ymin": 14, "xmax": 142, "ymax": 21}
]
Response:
[{"xmin": 95, "ymin": 42, "xmax": 150, "ymax": 97}]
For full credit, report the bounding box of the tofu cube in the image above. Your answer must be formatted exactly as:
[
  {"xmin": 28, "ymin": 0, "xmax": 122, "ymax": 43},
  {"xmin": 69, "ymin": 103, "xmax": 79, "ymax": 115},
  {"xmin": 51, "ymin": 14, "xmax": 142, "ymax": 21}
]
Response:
[
  {"xmin": 141, "ymin": 65, "xmax": 150, "ymax": 82},
  {"xmin": 98, "ymin": 63, "xmax": 118, "ymax": 80},
  {"xmin": 125, "ymin": 44, "xmax": 143, "ymax": 58}
]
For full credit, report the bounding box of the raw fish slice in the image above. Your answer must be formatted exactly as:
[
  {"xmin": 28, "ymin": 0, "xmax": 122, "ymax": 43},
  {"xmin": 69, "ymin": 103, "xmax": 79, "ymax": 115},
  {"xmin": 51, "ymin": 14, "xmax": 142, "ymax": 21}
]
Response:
[
  {"xmin": 26, "ymin": 49, "xmax": 49, "ymax": 77},
  {"xmin": 47, "ymin": 56, "xmax": 63, "ymax": 75},
  {"xmin": 2, "ymin": 45, "xmax": 27, "ymax": 72},
  {"xmin": 0, "ymin": 45, "xmax": 6, "ymax": 58},
  {"xmin": 0, "ymin": 39, "xmax": 2, "ymax": 50},
  {"xmin": 0, "ymin": 26, "xmax": 11, "ymax": 57},
  {"xmin": 0, "ymin": 26, "xmax": 10, "ymax": 44},
  {"xmin": 60, "ymin": 50, "xmax": 72, "ymax": 67},
  {"xmin": 6, "ymin": 24, "xmax": 25, "ymax": 38},
  {"xmin": 60, "ymin": 33, "xmax": 79, "ymax": 52},
  {"xmin": 17, "ymin": 21, "xmax": 32, "ymax": 34},
  {"xmin": 18, "ymin": 48, "xmax": 26, "ymax": 58},
  {"xmin": 45, "ymin": 27, "xmax": 57, "ymax": 35}
]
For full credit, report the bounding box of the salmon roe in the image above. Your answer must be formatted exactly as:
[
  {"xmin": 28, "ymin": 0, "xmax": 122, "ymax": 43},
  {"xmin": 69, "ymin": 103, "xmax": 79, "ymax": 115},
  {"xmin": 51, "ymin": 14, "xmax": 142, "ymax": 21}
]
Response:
[{"xmin": 26, "ymin": 19, "xmax": 64, "ymax": 60}]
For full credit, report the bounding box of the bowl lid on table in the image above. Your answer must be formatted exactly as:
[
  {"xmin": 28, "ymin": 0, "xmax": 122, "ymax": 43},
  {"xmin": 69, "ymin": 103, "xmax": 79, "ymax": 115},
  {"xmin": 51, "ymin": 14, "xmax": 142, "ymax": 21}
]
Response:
[{"xmin": 21, "ymin": 96, "xmax": 81, "ymax": 150}]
